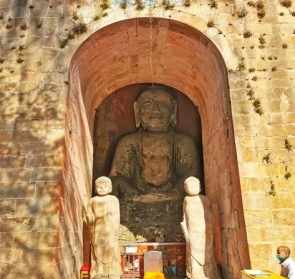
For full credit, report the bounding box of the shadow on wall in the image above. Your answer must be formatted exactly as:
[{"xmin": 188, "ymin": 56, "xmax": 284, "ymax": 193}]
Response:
[{"xmin": 0, "ymin": 16, "xmax": 77, "ymax": 277}]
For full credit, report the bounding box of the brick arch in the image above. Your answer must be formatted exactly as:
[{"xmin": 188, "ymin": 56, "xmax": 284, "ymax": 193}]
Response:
[{"xmin": 64, "ymin": 17, "xmax": 250, "ymax": 278}]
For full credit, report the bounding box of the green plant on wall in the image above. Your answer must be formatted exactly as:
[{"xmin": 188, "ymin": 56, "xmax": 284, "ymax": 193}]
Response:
[
  {"xmin": 285, "ymin": 139, "xmax": 292, "ymax": 151},
  {"xmin": 262, "ymin": 153, "xmax": 271, "ymax": 164},
  {"xmin": 268, "ymin": 180, "xmax": 276, "ymax": 196}
]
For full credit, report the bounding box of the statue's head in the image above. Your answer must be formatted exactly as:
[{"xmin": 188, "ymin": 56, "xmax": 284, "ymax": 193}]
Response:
[
  {"xmin": 95, "ymin": 176, "xmax": 112, "ymax": 196},
  {"xmin": 134, "ymin": 86, "xmax": 176, "ymax": 132},
  {"xmin": 184, "ymin": 176, "xmax": 201, "ymax": 196}
]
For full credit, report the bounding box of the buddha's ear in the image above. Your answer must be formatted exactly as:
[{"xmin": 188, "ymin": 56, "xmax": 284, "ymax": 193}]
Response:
[
  {"xmin": 170, "ymin": 101, "xmax": 177, "ymax": 128},
  {"xmin": 134, "ymin": 101, "xmax": 141, "ymax": 128}
]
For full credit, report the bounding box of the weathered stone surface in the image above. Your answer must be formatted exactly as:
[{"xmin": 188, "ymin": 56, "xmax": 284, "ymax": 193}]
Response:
[
  {"xmin": 0, "ymin": 233, "xmax": 14, "ymax": 248},
  {"xmin": 272, "ymin": 226, "xmax": 295, "ymax": 241},
  {"xmin": 272, "ymin": 193, "xmax": 295, "ymax": 209},
  {"xmin": 249, "ymin": 244, "xmax": 273, "ymax": 270},
  {"xmin": 26, "ymin": 151, "xmax": 63, "ymax": 167},
  {"xmin": 273, "ymin": 210, "xmax": 295, "ymax": 225},
  {"xmin": 0, "ymin": 248, "xmax": 60, "ymax": 279},
  {"xmin": 32, "ymin": 167, "xmax": 62, "ymax": 182},
  {"xmin": 0, "ymin": 200, "xmax": 15, "ymax": 216},
  {"xmin": 0, "ymin": 216, "xmax": 36, "ymax": 232},
  {"xmin": 245, "ymin": 227, "xmax": 273, "ymax": 242},
  {"xmin": 13, "ymin": 231, "xmax": 60, "ymax": 249},
  {"xmin": 242, "ymin": 193, "xmax": 272, "ymax": 210},
  {"xmin": 0, "ymin": 182, "xmax": 35, "ymax": 198},
  {"xmin": 244, "ymin": 210, "xmax": 273, "ymax": 227},
  {"xmin": 0, "ymin": 168, "xmax": 33, "ymax": 184}
]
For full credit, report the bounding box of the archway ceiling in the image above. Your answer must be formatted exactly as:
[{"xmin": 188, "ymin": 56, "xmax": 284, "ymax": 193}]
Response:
[{"xmin": 71, "ymin": 17, "xmax": 228, "ymax": 126}]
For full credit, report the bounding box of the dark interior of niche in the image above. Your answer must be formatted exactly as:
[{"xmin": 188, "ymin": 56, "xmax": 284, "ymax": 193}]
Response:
[{"xmin": 92, "ymin": 83, "xmax": 204, "ymax": 195}]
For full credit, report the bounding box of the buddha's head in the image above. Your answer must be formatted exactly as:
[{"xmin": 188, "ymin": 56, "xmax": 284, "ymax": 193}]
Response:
[
  {"xmin": 95, "ymin": 176, "xmax": 112, "ymax": 196},
  {"xmin": 134, "ymin": 86, "xmax": 176, "ymax": 132},
  {"xmin": 184, "ymin": 176, "xmax": 201, "ymax": 196}
]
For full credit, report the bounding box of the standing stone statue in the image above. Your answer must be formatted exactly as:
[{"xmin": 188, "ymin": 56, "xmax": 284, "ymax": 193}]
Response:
[
  {"xmin": 86, "ymin": 176, "xmax": 121, "ymax": 279},
  {"xmin": 181, "ymin": 176, "xmax": 220, "ymax": 279}
]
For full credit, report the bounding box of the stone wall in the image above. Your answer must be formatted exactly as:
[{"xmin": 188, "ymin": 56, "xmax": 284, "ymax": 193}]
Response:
[{"xmin": 0, "ymin": 0, "xmax": 294, "ymax": 278}]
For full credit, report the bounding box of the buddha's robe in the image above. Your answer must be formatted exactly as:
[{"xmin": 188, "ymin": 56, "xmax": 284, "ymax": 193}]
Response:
[{"xmin": 110, "ymin": 130, "xmax": 202, "ymax": 196}]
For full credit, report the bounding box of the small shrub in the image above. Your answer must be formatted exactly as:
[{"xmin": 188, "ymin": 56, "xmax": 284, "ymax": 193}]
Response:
[
  {"xmin": 243, "ymin": 31, "xmax": 252, "ymax": 38},
  {"xmin": 262, "ymin": 153, "xmax": 271, "ymax": 164},
  {"xmin": 280, "ymin": 0, "xmax": 292, "ymax": 8},
  {"xmin": 285, "ymin": 139, "xmax": 292, "ymax": 151}
]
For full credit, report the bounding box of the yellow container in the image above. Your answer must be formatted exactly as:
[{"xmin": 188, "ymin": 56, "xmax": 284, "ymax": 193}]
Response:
[
  {"xmin": 144, "ymin": 271, "xmax": 165, "ymax": 279},
  {"xmin": 241, "ymin": 270, "xmax": 286, "ymax": 279}
]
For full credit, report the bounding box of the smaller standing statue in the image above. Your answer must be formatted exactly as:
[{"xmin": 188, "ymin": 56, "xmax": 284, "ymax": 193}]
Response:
[
  {"xmin": 86, "ymin": 176, "xmax": 121, "ymax": 279},
  {"xmin": 181, "ymin": 176, "xmax": 220, "ymax": 279}
]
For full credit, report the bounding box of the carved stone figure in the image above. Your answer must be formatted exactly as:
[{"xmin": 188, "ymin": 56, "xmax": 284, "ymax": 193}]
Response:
[
  {"xmin": 110, "ymin": 86, "xmax": 201, "ymax": 196},
  {"xmin": 109, "ymin": 86, "xmax": 202, "ymax": 242},
  {"xmin": 86, "ymin": 176, "xmax": 121, "ymax": 279},
  {"xmin": 181, "ymin": 176, "xmax": 220, "ymax": 279}
]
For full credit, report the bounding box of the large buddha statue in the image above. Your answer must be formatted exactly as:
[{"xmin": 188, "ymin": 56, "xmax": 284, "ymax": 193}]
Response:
[{"xmin": 109, "ymin": 85, "xmax": 202, "ymax": 242}]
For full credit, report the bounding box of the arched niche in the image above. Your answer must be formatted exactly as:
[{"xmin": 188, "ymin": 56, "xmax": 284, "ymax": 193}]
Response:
[{"xmin": 63, "ymin": 17, "xmax": 250, "ymax": 279}]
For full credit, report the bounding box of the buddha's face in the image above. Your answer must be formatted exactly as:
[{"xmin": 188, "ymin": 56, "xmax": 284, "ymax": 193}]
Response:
[
  {"xmin": 95, "ymin": 177, "xmax": 112, "ymax": 196},
  {"xmin": 184, "ymin": 176, "xmax": 201, "ymax": 196},
  {"xmin": 137, "ymin": 89, "xmax": 175, "ymax": 132}
]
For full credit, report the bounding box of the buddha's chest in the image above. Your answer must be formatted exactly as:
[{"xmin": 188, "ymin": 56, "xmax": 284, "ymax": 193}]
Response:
[{"xmin": 140, "ymin": 135, "xmax": 173, "ymax": 186}]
